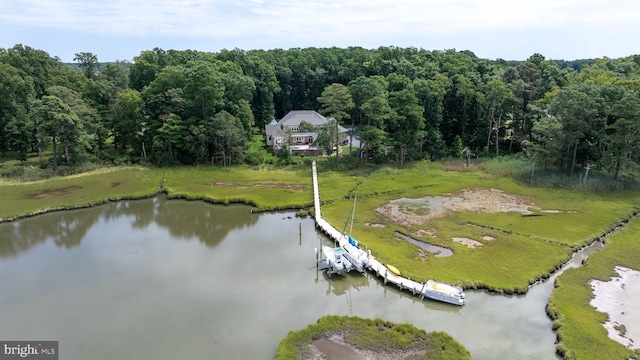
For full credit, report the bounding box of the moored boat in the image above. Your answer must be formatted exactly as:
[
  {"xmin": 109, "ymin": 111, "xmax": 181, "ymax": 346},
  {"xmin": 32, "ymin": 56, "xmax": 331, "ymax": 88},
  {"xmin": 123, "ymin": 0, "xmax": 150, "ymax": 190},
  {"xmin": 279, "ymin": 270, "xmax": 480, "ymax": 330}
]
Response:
[
  {"xmin": 341, "ymin": 236, "xmax": 369, "ymax": 273},
  {"xmin": 422, "ymin": 279, "xmax": 465, "ymax": 306},
  {"xmin": 321, "ymin": 246, "xmax": 355, "ymax": 275}
]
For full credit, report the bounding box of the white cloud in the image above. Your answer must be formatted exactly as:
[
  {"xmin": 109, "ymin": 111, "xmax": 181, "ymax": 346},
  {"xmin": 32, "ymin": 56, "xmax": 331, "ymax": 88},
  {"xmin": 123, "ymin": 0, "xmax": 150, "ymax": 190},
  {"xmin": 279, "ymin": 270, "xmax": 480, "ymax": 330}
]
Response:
[
  {"xmin": 3, "ymin": 0, "xmax": 638, "ymax": 38},
  {"xmin": 1, "ymin": 0, "xmax": 639, "ymax": 60}
]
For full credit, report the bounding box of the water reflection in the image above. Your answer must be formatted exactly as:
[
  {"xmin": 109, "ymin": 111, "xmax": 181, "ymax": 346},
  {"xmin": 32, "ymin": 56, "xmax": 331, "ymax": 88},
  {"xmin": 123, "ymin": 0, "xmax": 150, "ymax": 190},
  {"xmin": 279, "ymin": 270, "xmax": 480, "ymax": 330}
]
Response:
[
  {"xmin": 0, "ymin": 208, "xmax": 100, "ymax": 257},
  {"xmin": 322, "ymin": 272, "xmax": 370, "ymax": 296},
  {"xmin": 0, "ymin": 195, "xmax": 258, "ymax": 257}
]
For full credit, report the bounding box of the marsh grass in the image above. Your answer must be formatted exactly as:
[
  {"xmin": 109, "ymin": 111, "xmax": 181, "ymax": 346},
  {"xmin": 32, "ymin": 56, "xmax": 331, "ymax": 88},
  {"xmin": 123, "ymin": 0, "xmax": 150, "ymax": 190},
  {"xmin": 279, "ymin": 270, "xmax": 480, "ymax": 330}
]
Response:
[
  {"xmin": 275, "ymin": 315, "xmax": 471, "ymax": 360},
  {"xmin": 0, "ymin": 167, "xmax": 163, "ymax": 221},
  {"xmin": 547, "ymin": 216, "xmax": 640, "ymax": 360},
  {"xmin": 163, "ymin": 166, "xmax": 314, "ymax": 211},
  {"xmin": 320, "ymin": 161, "xmax": 640, "ymax": 291}
]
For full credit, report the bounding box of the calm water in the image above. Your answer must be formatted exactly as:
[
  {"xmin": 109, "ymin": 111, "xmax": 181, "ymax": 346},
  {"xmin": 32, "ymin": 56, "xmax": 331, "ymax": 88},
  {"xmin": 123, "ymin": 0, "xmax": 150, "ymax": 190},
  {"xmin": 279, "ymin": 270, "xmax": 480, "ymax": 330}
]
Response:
[{"xmin": 1, "ymin": 196, "xmax": 594, "ymax": 359}]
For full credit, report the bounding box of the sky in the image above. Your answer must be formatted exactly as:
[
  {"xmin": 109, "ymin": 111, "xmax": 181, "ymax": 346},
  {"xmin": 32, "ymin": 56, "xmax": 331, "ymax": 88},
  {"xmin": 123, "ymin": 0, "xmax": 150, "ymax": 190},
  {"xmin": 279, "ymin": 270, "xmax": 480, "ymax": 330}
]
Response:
[{"xmin": 1, "ymin": 0, "xmax": 639, "ymax": 63}]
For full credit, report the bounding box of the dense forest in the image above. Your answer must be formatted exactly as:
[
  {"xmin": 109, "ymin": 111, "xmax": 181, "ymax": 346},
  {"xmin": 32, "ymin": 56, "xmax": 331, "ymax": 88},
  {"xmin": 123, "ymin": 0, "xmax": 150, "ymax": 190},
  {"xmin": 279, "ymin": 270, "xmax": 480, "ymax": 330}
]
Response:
[{"xmin": 1, "ymin": 44, "xmax": 639, "ymax": 182}]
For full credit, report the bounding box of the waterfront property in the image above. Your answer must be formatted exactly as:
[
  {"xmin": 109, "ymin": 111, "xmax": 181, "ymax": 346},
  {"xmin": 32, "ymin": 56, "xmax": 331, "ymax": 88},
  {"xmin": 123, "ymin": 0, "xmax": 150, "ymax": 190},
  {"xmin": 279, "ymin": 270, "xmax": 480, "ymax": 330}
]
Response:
[{"xmin": 265, "ymin": 110, "xmax": 348, "ymax": 155}]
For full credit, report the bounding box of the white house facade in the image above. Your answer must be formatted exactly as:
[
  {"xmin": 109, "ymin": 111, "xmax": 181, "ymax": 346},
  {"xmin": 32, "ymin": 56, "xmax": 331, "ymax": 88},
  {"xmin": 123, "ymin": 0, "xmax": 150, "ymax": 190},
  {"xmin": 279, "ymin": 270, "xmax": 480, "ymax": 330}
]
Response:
[{"xmin": 265, "ymin": 110, "xmax": 348, "ymax": 154}]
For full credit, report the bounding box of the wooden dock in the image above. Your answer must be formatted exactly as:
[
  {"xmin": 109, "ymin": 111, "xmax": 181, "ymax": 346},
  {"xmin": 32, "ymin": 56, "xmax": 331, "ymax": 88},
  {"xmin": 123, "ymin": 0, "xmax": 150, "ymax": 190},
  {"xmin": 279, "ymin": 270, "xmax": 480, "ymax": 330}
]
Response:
[{"xmin": 311, "ymin": 161, "xmax": 429, "ymax": 300}]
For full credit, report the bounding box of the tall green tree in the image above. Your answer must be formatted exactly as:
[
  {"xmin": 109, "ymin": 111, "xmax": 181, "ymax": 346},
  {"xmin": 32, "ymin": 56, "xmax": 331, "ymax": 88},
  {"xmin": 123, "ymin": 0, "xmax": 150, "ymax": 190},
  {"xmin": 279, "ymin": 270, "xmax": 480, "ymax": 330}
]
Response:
[
  {"xmin": 523, "ymin": 112, "xmax": 564, "ymax": 175},
  {"xmin": 73, "ymin": 52, "xmax": 99, "ymax": 79},
  {"xmin": 413, "ymin": 74, "xmax": 450, "ymax": 157},
  {"xmin": 247, "ymin": 54, "xmax": 280, "ymax": 130},
  {"xmin": 46, "ymin": 85, "xmax": 99, "ymax": 155},
  {"xmin": 184, "ymin": 61, "xmax": 224, "ymax": 120},
  {"xmin": 112, "ymin": 89, "xmax": 146, "ymax": 155},
  {"xmin": 153, "ymin": 113, "xmax": 185, "ymax": 165},
  {"xmin": 0, "ymin": 62, "xmax": 35, "ymax": 156},
  {"xmin": 129, "ymin": 48, "xmax": 167, "ymax": 91},
  {"xmin": 482, "ymin": 79, "xmax": 512, "ymax": 156},
  {"xmin": 358, "ymin": 125, "xmax": 388, "ymax": 165},
  {"xmin": 315, "ymin": 118, "xmax": 340, "ymax": 164},
  {"xmin": 5, "ymin": 108, "xmax": 33, "ymax": 162},
  {"xmin": 606, "ymin": 89, "xmax": 640, "ymax": 179},
  {"xmin": 318, "ymin": 83, "xmax": 354, "ymax": 166},
  {"xmin": 217, "ymin": 61, "xmax": 256, "ymax": 132},
  {"xmin": 549, "ymin": 85, "xmax": 600, "ymax": 176},
  {"xmin": 32, "ymin": 95, "xmax": 81, "ymax": 170},
  {"xmin": 348, "ymin": 75, "xmax": 387, "ymax": 125},
  {"xmin": 388, "ymin": 84, "xmax": 425, "ymax": 164},
  {"xmin": 2, "ymin": 44, "xmax": 59, "ymax": 97},
  {"xmin": 209, "ymin": 110, "xmax": 246, "ymax": 166}
]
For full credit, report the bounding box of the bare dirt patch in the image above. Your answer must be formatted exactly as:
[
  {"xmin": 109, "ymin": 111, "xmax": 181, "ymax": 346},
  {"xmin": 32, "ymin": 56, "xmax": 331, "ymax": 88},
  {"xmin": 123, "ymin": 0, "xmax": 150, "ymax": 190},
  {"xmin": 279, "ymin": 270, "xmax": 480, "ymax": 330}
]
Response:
[
  {"xmin": 453, "ymin": 237, "xmax": 483, "ymax": 248},
  {"xmin": 414, "ymin": 228, "xmax": 437, "ymax": 238},
  {"xmin": 364, "ymin": 222, "xmax": 386, "ymax": 228},
  {"xmin": 212, "ymin": 181, "xmax": 305, "ymax": 191},
  {"xmin": 307, "ymin": 332, "xmax": 428, "ymax": 360},
  {"xmin": 23, "ymin": 185, "xmax": 83, "ymax": 199},
  {"xmin": 375, "ymin": 187, "xmax": 537, "ymax": 226}
]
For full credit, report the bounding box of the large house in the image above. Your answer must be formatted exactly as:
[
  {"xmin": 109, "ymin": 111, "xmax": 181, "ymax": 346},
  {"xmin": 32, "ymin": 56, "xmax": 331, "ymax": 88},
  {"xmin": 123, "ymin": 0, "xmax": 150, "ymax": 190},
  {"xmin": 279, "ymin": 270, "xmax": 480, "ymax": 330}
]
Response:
[{"xmin": 265, "ymin": 110, "xmax": 348, "ymax": 155}]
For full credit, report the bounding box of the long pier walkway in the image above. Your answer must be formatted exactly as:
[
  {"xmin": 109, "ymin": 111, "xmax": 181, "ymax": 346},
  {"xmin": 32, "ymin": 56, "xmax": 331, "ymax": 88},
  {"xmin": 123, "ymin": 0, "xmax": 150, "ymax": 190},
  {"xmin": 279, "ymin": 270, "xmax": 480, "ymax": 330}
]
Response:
[{"xmin": 311, "ymin": 161, "xmax": 429, "ymax": 299}]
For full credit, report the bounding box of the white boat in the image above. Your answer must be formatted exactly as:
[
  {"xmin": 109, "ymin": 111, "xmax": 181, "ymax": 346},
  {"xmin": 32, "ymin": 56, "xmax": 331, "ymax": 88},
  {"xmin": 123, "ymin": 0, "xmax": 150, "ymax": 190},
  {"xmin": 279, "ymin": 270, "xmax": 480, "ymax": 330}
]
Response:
[
  {"xmin": 422, "ymin": 280, "xmax": 466, "ymax": 306},
  {"xmin": 321, "ymin": 246, "xmax": 352, "ymax": 275},
  {"xmin": 342, "ymin": 240, "xmax": 369, "ymax": 273},
  {"xmin": 338, "ymin": 196, "xmax": 370, "ymax": 274}
]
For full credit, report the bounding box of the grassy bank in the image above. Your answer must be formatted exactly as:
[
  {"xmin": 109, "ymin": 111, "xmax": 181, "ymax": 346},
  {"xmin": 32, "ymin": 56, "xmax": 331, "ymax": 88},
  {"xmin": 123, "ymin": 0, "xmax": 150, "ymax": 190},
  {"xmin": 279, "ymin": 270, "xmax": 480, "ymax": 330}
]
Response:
[
  {"xmin": 546, "ymin": 216, "xmax": 640, "ymax": 360},
  {"xmin": 162, "ymin": 165, "xmax": 315, "ymax": 211},
  {"xmin": 275, "ymin": 315, "xmax": 471, "ymax": 360},
  {"xmin": 0, "ymin": 167, "xmax": 163, "ymax": 221},
  {"xmin": 0, "ymin": 164, "xmax": 323, "ymax": 220}
]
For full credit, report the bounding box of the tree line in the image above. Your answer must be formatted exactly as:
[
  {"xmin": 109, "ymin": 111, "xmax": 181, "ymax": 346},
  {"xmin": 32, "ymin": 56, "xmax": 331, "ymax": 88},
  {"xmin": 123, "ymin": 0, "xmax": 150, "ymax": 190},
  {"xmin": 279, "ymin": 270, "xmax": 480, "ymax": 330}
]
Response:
[{"xmin": 1, "ymin": 44, "xmax": 639, "ymax": 180}]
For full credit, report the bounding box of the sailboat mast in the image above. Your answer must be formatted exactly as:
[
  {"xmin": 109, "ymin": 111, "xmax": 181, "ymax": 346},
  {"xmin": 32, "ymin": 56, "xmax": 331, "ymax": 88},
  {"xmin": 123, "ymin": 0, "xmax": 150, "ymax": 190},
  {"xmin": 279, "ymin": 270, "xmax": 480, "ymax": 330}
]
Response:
[{"xmin": 349, "ymin": 195, "xmax": 356, "ymax": 236}]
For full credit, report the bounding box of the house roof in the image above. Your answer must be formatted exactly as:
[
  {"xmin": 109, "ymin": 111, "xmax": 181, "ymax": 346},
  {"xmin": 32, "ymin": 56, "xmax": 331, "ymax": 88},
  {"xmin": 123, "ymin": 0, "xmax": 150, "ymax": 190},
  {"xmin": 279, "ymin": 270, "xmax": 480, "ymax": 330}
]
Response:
[
  {"xmin": 265, "ymin": 110, "xmax": 348, "ymax": 139},
  {"xmin": 279, "ymin": 110, "xmax": 330, "ymax": 127}
]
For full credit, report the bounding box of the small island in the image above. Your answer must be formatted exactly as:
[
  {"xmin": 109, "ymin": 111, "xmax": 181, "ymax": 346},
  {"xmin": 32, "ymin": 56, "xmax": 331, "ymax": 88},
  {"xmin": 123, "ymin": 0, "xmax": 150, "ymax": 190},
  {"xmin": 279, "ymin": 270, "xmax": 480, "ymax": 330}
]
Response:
[{"xmin": 275, "ymin": 315, "xmax": 471, "ymax": 360}]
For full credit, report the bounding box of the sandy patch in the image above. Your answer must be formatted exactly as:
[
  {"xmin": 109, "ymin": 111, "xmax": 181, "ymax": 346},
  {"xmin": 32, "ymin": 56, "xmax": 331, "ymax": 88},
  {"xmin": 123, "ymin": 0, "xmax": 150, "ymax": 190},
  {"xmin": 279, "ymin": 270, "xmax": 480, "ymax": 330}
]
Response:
[
  {"xmin": 364, "ymin": 222, "xmax": 386, "ymax": 228},
  {"xmin": 452, "ymin": 237, "xmax": 483, "ymax": 248},
  {"xmin": 482, "ymin": 235, "xmax": 496, "ymax": 241},
  {"xmin": 590, "ymin": 266, "xmax": 640, "ymax": 350},
  {"xmin": 414, "ymin": 228, "xmax": 437, "ymax": 238},
  {"xmin": 374, "ymin": 188, "xmax": 537, "ymax": 226}
]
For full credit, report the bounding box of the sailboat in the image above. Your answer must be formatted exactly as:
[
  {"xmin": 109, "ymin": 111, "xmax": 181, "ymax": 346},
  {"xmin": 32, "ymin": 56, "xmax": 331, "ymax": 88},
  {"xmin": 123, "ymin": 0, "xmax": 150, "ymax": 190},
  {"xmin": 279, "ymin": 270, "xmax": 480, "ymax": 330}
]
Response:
[{"xmin": 340, "ymin": 195, "xmax": 369, "ymax": 273}]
